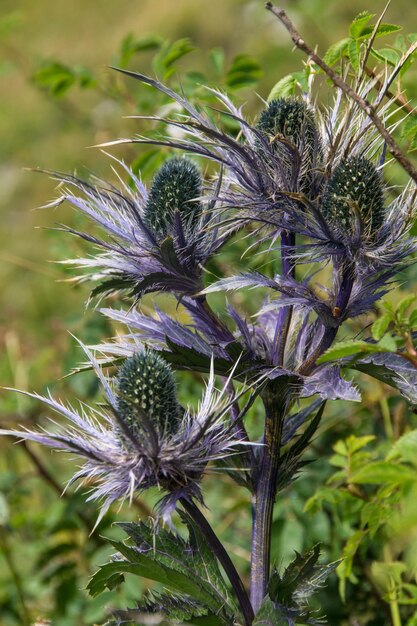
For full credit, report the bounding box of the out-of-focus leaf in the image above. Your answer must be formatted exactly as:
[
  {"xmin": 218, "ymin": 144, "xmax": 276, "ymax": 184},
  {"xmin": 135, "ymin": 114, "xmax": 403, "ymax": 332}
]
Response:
[
  {"xmin": 371, "ymin": 313, "xmax": 392, "ymax": 341},
  {"xmin": 225, "ymin": 54, "xmax": 262, "ymax": 89},
  {"xmin": 350, "ymin": 461, "xmax": 416, "ymax": 484},
  {"xmin": 119, "ymin": 33, "xmax": 162, "ymax": 66},
  {"xmin": 323, "ymin": 38, "xmax": 350, "ymax": 65},
  {"xmin": 33, "ymin": 61, "xmax": 95, "ymax": 96}
]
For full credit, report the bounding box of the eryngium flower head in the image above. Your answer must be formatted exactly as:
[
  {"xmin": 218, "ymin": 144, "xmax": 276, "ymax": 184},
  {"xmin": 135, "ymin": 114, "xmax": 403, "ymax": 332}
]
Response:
[
  {"xmin": 116, "ymin": 351, "xmax": 182, "ymax": 441},
  {"xmin": 0, "ymin": 346, "xmax": 244, "ymax": 523},
  {"xmin": 255, "ymin": 98, "xmax": 323, "ymax": 199},
  {"xmin": 322, "ymin": 156, "xmax": 385, "ymax": 240},
  {"xmin": 46, "ymin": 155, "xmax": 225, "ymax": 301},
  {"xmin": 144, "ymin": 157, "xmax": 202, "ymax": 240}
]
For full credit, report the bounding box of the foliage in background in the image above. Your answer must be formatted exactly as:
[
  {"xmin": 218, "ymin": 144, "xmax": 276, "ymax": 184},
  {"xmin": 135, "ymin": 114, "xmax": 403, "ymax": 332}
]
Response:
[{"xmin": 1, "ymin": 3, "xmax": 417, "ymax": 626}]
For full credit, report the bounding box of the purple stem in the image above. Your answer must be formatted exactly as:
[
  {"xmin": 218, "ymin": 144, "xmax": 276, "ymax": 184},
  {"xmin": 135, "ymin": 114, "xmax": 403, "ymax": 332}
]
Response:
[
  {"xmin": 250, "ymin": 386, "xmax": 285, "ymax": 612},
  {"xmin": 180, "ymin": 497, "xmax": 254, "ymax": 625},
  {"xmin": 272, "ymin": 230, "xmax": 296, "ymax": 366},
  {"xmin": 299, "ymin": 259, "xmax": 355, "ymax": 375}
]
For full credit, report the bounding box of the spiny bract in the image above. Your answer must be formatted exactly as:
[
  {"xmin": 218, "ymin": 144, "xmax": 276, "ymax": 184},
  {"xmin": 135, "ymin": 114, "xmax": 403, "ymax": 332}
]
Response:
[
  {"xmin": 143, "ymin": 157, "xmax": 202, "ymax": 240},
  {"xmin": 322, "ymin": 156, "xmax": 385, "ymax": 238},
  {"xmin": 116, "ymin": 351, "xmax": 182, "ymax": 442}
]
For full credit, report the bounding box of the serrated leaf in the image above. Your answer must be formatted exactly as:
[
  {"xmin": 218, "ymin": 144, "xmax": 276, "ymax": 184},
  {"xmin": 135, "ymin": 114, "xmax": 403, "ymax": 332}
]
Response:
[
  {"xmin": 317, "ymin": 340, "xmax": 381, "ymax": 364},
  {"xmin": 350, "ymin": 462, "xmax": 416, "ymax": 484},
  {"xmin": 356, "ymin": 24, "xmax": 402, "ymax": 41},
  {"xmin": 372, "ymin": 313, "xmax": 392, "ymax": 340},
  {"xmin": 252, "ymin": 597, "xmax": 287, "ymax": 626},
  {"xmin": 350, "ymin": 352, "xmax": 417, "ymax": 404},
  {"xmin": 267, "ymin": 75, "xmax": 298, "ymax": 100},
  {"xmin": 374, "ymin": 23, "xmax": 403, "ymax": 37},
  {"xmin": 109, "ymin": 520, "xmax": 237, "ymax": 622},
  {"xmin": 349, "ymin": 11, "xmax": 375, "ymax": 39},
  {"xmin": 323, "ymin": 38, "xmax": 350, "ymax": 65},
  {"xmin": 348, "ymin": 39, "xmax": 361, "ymax": 72},
  {"xmin": 370, "ymin": 46, "xmax": 400, "ymax": 66}
]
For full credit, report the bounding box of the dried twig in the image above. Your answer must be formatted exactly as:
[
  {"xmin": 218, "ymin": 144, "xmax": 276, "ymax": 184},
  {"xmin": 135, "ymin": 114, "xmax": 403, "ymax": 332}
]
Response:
[{"xmin": 265, "ymin": 3, "xmax": 417, "ymax": 184}]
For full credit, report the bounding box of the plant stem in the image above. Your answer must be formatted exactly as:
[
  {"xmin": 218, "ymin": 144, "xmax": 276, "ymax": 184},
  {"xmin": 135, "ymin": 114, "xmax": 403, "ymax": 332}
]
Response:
[
  {"xmin": 180, "ymin": 497, "xmax": 254, "ymax": 626},
  {"xmin": 380, "ymin": 397, "xmax": 394, "ymax": 441},
  {"xmin": 388, "ymin": 586, "xmax": 402, "ymax": 626},
  {"xmin": 250, "ymin": 387, "xmax": 284, "ymax": 613},
  {"xmin": 0, "ymin": 527, "xmax": 31, "ymax": 626},
  {"xmin": 273, "ymin": 230, "xmax": 296, "ymax": 366}
]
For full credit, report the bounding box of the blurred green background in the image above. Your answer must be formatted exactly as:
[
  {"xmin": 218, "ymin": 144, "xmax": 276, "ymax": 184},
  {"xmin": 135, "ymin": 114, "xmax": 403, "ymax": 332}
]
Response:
[{"xmin": 1, "ymin": 1, "xmax": 417, "ymax": 624}]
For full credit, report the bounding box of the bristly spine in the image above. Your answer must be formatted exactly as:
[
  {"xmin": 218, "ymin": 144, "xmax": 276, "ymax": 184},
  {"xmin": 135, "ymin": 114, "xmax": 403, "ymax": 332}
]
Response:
[
  {"xmin": 144, "ymin": 157, "xmax": 202, "ymax": 240},
  {"xmin": 116, "ymin": 351, "xmax": 182, "ymax": 443},
  {"xmin": 322, "ymin": 156, "xmax": 385, "ymax": 238}
]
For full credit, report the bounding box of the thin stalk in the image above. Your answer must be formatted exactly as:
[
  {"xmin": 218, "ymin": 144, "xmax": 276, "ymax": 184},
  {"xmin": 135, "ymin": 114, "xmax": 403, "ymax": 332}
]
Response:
[
  {"xmin": 250, "ymin": 388, "xmax": 284, "ymax": 613},
  {"xmin": 388, "ymin": 586, "xmax": 402, "ymax": 626},
  {"xmin": 380, "ymin": 397, "xmax": 394, "ymax": 441},
  {"xmin": 179, "ymin": 497, "xmax": 254, "ymax": 626},
  {"xmin": 0, "ymin": 527, "xmax": 31, "ymax": 626}
]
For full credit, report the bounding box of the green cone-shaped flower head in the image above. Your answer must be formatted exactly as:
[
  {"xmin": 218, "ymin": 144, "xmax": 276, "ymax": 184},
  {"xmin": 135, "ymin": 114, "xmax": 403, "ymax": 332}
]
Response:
[
  {"xmin": 322, "ymin": 156, "xmax": 385, "ymax": 238},
  {"xmin": 144, "ymin": 157, "xmax": 202, "ymax": 240},
  {"xmin": 116, "ymin": 351, "xmax": 182, "ymax": 443},
  {"xmin": 256, "ymin": 98, "xmax": 322, "ymax": 195}
]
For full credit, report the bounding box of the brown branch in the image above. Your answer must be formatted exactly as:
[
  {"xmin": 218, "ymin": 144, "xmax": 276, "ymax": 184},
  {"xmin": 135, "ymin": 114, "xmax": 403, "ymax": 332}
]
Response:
[{"xmin": 265, "ymin": 3, "xmax": 417, "ymax": 184}]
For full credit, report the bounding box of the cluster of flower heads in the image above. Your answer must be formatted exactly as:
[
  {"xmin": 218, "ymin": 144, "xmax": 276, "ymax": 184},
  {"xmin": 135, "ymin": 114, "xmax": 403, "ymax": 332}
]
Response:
[{"xmin": 3, "ymin": 72, "xmax": 416, "ymax": 517}]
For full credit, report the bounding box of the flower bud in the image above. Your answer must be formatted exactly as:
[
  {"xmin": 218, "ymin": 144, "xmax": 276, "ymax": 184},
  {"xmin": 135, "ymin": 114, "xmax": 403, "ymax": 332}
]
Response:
[
  {"xmin": 144, "ymin": 157, "xmax": 202, "ymax": 239},
  {"xmin": 322, "ymin": 156, "xmax": 385, "ymax": 238},
  {"xmin": 116, "ymin": 351, "xmax": 182, "ymax": 442},
  {"xmin": 256, "ymin": 98, "xmax": 322, "ymax": 194}
]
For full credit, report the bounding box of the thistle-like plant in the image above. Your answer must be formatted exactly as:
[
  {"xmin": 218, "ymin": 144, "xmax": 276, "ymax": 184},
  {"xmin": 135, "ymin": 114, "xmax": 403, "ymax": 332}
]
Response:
[{"xmin": 2, "ymin": 6, "xmax": 417, "ymax": 626}]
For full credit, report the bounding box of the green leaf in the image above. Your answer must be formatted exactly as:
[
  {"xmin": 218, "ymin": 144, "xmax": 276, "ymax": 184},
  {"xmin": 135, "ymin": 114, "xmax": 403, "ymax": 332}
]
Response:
[
  {"xmin": 377, "ymin": 334, "xmax": 397, "ymax": 352},
  {"xmin": 348, "ymin": 38, "xmax": 361, "ymax": 72},
  {"xmin": 225, "ymin": 54, "xmax": 262, "ymax": 89},
  {"xmin": 370, "ymin": 47, "xmax": 400, "ymax": 66},
  {"xmin": 267, "ymin": 75, "xmax": 297, "ymax": 100},
  {"xmin": 356, "ymin": 24, "xmax": 402, "ymax": 41},
  {"xmin": 119, "ymin": 34, "xmax": 162, "ymax": 66},
  {"xmin": 349, "ymin": 11, "xmax": 375, "ymax": 39},
  {"xmin": 317, "ymin": 340, "xmax": 382, "ymax": 364},
  {"xmin": 323, "ymin": 38, "xmax": 350, "ymax": 65},
  {"xmin": 209, "ymin": 47, "xmax": 225, "ymax": 76},
  {"xmin": 252, "ymin": 597, "xmax": 287, "ymax": 625},
  {"xmin": 372, "ymin": 312, "xmax": 392, "ymax": 341},
  {"xmin": 409, "ymin": 309, "xmax": 417, "ymax": 329},
  {"xmin": 397, "ymin": 294, "xmax": 417, "ymax": 316},
  {"xmin": 388, "ymin": 430, "xmax": 417, "ymax": 464},
  {"xmin": 103, "ymin": 519, "xmax": 236, "ymax": 623},
  {"xmin": 374, "ymin": 23, "xmax": 403, "ymax": 38},
  {"xmin": 350, "ymin": 461, "xmax": 416, "ymax": 484}
]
